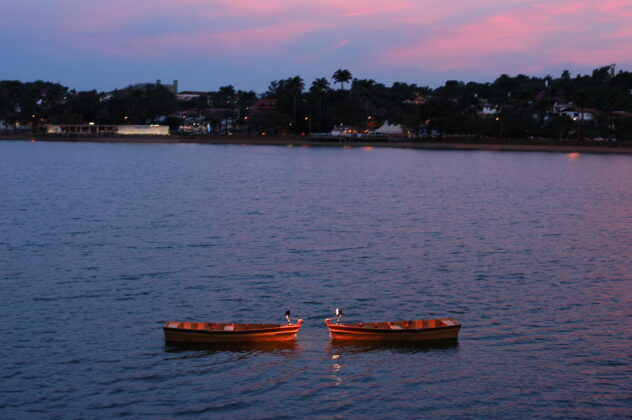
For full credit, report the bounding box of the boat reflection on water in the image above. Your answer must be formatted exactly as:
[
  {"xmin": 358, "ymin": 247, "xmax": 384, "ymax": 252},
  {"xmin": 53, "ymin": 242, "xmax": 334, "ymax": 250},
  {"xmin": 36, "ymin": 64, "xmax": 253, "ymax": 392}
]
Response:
[
  {"xmin": 164, "ymin": 340, "xmax": 300, "ymax": 356},
  {"xmin": 328, "ymin": 339, "xmax": 459, "ymax": 387},
  {"xmin": 328, "ymin": 338, "xmax": 459, "ymax": 355}
]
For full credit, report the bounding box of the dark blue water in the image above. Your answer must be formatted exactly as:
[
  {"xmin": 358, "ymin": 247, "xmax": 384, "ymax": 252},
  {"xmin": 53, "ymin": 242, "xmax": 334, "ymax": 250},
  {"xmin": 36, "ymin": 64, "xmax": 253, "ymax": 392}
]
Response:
[{"xmin": 1, "ymin": 141, "xmax": 630, "ymax": 418}]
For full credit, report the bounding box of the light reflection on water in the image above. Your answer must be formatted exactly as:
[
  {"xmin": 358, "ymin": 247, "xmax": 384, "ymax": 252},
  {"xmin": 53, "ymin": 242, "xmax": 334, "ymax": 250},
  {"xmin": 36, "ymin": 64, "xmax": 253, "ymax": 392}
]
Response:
[
  {"xmin": 328, "ymin": 340, "xmax": 460, "ymax": 355},
  {"xmin": 0, "ymin": 141, "xmax": 631, "ymax": 418},
  {"xmin": 164, "ymin": 341, "xmax": 301, "ymax": 356},
  {"xmin": 328, "ymin": 340, "xmax": 460, "ymax": 389}
]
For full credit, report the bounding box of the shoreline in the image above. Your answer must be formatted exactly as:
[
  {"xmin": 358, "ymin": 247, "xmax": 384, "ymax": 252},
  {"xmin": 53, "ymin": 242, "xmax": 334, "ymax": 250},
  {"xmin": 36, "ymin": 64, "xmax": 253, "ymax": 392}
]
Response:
[{"xmin": 2, "ymin": 133, "xmax": 632, "ymax": 154}]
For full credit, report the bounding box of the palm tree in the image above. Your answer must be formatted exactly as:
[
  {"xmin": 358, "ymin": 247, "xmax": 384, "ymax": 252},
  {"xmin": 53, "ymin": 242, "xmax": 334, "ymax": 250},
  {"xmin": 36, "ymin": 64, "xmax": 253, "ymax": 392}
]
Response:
[
  {"xmin": 217, "ymin": 85, "xmax": 237, "ymax": 106},
  {"xmin": 352, "ymin": 78, "xmax": 376, "ymax": 122},
  {"xmin": 310, "ymin": 77, "xmax": 330, "ymax": 132},
  {"xmin": 332, "ymin": 69, "xmax": 352, "ymax": 90},
  {"xmin": 216, "ymin": 85, "xmax": 237, "ymax": 134},
  {"xmin": 310, "ymin": 77, "xmax": 330, "ymax": 93},
  {"xmin": 287, "ymin": 76, "xmax": 304, "ymax": 129}
]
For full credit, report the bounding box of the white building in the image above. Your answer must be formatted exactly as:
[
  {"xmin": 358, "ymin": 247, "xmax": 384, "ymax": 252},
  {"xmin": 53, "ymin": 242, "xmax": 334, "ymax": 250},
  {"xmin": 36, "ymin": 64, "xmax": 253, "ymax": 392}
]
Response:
[
  {"xmin": 375, "ymin": 121, "xmax": 403, "ymax": 136},
  {"xmin": 478, "ymin": 99, "xmax": 498, "ymax": 116},
  {"xmin": 176, "ymin": 91, "xmax": 208, "ymax": 101},
  {"xmin": 46, "ymin": 124, "xmax": 170, "ymax": 135},
  {"xmin": 559, "ymin": 107, "xmax": 598, "ymax": 121}
]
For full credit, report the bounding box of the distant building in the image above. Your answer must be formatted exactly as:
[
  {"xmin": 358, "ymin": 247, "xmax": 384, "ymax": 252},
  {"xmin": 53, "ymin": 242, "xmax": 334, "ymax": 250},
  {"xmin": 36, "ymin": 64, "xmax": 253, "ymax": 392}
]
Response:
[
  {"xmin": 559, "ymin": 107, "xmax": 599, "ymax": 121},
  {"xmin": 157, "ymin": 79, "xmax": 178, "ymax": 95},
  {"xmin": 402, "ymin": 93, "xmax": 427, "ymax": 105},
  {"xmin": 117, "ymin": 125, "xmax": 170, "ymax": 135},
  {"xmin": 553, "ymin": 100, "xmax": 572, "ymax": 114},
  {"xmin": 478, "ymin": 99, "xmax": 498, "ymax": 116},
  {"xmin": 177, "ymin": 109, "xmax": 205, "ymax": 123},
  {"xmin": 375, "ymin": 121, "xmax": 403, "ymax": 136},
  {"xmin": 252, "ymin": 98, "xmax": 277, "ymax": 111},
  {"xmin": 176, "ymin": 91, "xmax": 208, "ymax": 101},
  {"xmin": 46, "ymin": 124, "xmax": 170, "ymax": 135},
  {"xmin": 611, "ymin": 110, "xmax": 632, "ymax": 120}
]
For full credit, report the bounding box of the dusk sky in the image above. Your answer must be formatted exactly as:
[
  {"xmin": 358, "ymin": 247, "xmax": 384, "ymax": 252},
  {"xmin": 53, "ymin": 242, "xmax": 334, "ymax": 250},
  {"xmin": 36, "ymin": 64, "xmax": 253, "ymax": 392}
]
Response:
[{"xmin": 2, "ymin": 0, "xmax": 632, "ymax": 93}]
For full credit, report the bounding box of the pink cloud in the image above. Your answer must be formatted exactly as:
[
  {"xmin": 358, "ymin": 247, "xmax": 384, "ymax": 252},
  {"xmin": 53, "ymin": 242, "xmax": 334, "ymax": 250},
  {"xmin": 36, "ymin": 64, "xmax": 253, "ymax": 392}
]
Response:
[
  {"xmin": 379, "ymin": 1, "xmax": 632, "ymax": 74},
  {"xmin": 298, "ymin": 40, "xmax": 352, "ymax": 62},
  {"xmin": 383, "ymin": 11, "xmax": 554, "ymax": 70},
  {"xmin": 203, "ymin": 21, "xmax": 323, "ymax": 52},
  {"xmin": 163, "ymin": 0, "xmax": 346, "ymax": 28},
  {"xmin": 167, "ymin": 0, "xmax": 293, "ymax": 17},
  {"xmin": 73, "ymin": 21, "xmax": 323, "ymax": 58},
  {"xmin": 339, "ymin": 1, "xmax": 413, "ymax": 17},
  {"xmin": 162, "ymin": 0, "xmax": 415, "ymax": 21},
  {"xmin": 595, "ymin": 0, "xmax": 632, "ymax": 12},
  {"xmin": 11, "ymin": 0, "xmax": 632, "ymax": 83}
]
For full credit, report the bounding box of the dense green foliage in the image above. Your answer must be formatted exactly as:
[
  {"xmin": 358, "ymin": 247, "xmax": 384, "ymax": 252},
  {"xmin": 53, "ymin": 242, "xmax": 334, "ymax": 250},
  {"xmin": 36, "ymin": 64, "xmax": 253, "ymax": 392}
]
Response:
[{"xmin": 1, "ymin": 65, "xmax": 631, "ymax": 140}]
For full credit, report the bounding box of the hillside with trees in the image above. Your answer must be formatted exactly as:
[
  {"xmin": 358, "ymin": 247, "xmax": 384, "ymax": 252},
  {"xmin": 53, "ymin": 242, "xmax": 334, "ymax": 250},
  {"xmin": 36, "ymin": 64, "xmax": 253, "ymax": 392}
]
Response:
[{"xmin": 1, "ymin": 65, "xmax": 631, "ymax": 141}]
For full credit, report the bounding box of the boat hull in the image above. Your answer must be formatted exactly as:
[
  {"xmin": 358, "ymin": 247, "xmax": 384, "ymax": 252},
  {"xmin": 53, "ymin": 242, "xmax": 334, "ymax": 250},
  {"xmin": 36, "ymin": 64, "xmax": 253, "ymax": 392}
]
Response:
[
  {"xmin": 164, "ymin": 320, "xmax": 302, "ymax": 344},
  {"xmin": 326, "ymin": 319, "xmax": 460, "ymax": 342}
]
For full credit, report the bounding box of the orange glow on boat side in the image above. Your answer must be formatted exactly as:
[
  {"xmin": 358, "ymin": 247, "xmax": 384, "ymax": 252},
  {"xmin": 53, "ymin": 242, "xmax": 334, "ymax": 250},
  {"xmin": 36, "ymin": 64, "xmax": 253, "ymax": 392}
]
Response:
[
  {"xmin": 326, "ymin": 318, "xmax": 460, "ymax": 342},
  {"xmin": 164, "ymin": 319, "xmax": 303, "ymax": 344}
]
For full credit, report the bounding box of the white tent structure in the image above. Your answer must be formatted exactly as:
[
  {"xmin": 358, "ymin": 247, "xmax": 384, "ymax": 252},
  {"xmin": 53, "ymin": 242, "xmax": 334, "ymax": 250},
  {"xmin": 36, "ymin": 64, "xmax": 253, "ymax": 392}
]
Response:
[{"xmin": 375, "ymin": 121, "xmax": 403, "ymax": 136}]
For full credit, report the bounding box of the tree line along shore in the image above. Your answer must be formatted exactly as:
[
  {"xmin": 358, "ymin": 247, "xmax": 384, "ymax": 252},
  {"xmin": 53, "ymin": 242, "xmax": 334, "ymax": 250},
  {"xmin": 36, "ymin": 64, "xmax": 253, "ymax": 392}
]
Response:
[{"xmin": 1, "ymin": 65, "xmax": 631, "ymax": 144}]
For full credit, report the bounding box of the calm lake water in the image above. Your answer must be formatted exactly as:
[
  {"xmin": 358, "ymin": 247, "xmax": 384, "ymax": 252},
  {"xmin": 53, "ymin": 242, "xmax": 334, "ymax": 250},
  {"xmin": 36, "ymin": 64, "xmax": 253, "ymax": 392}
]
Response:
[{"xmin": 1, "ymin": 141, "xmax": 631, "ymax": 418}]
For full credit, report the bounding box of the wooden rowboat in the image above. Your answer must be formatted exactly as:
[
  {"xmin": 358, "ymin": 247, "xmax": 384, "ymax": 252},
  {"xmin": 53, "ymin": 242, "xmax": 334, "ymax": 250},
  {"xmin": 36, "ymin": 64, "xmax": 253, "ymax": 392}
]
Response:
[
  {"xmin": 163, "ymin": 319, "xmax": 303, "ymax": 344},
  {"xmin": 325, "ymin": 318, "xmax": 460, "ymax": 342}
]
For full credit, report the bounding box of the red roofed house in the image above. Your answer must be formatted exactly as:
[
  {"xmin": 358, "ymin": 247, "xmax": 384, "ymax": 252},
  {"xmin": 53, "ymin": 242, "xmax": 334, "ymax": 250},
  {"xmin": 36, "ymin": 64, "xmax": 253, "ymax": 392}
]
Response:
[
  {"xmin": 559, "ymin": 107, "xmax": 599, "ymax": 121},
  {"xmin": 252, "ymin": 98, "xmax": 277, "ymax": 111}
]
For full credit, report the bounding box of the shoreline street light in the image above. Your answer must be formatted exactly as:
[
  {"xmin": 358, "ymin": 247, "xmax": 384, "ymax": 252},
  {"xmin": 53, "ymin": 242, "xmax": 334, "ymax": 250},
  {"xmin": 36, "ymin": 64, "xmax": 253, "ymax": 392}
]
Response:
[{"xmin": 304, "ymin": 116, "xmax": 311, "ymax": 134}]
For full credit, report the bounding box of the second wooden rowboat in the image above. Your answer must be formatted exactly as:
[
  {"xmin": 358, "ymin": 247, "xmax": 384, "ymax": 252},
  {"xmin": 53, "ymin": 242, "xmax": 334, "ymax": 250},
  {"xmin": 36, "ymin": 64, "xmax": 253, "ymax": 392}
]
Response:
[
  {"xmin": 164, "ymin": 319, "xmax": 303, "ymax": 344},
  {"xmin": 325, "ymin": 318, "xmax": 460, "ymax": 342}
]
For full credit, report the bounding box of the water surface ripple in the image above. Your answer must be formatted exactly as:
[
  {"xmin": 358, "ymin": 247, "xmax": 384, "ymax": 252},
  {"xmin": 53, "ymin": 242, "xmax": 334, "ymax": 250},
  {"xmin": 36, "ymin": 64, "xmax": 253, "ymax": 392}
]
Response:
[{"xmin": 1, "ymin": 141, "xmax": 630, "ymax": 418}]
